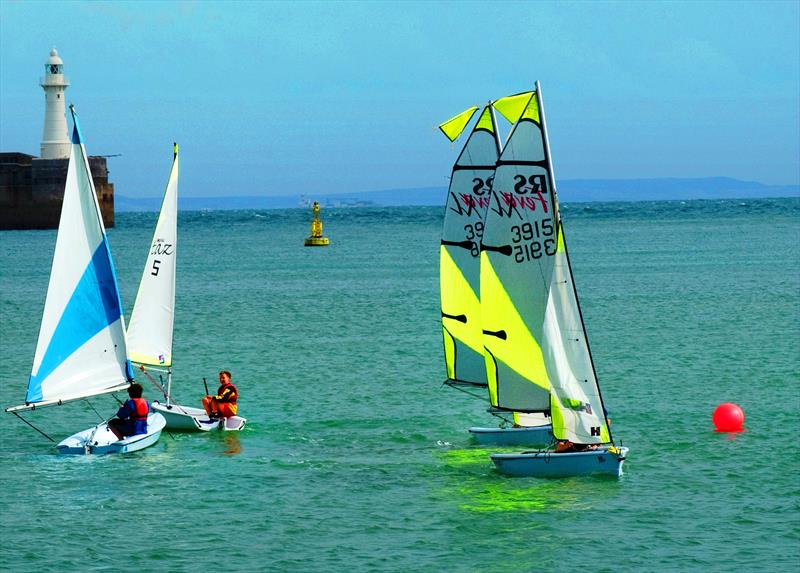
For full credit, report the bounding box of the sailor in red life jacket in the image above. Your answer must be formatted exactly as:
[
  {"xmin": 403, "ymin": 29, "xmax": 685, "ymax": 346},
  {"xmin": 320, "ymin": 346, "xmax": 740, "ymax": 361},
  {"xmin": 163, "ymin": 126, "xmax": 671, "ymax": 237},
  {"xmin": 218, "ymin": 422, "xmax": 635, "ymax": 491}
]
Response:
[
  {"xmin": 109, "ymin": 383, "xmax": 150, "ymax": 439},
  {"xmin": 202, "ymin": 370, "xmax": 239, "ymax": 419}
]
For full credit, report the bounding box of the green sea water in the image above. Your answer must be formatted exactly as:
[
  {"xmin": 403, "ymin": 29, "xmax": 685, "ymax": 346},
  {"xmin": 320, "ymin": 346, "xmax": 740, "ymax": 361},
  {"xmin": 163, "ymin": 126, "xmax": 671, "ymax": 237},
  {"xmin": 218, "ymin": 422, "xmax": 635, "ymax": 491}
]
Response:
[{"xmin": 1, "ymin": 198, "xmax": 798, "ymax": 572}]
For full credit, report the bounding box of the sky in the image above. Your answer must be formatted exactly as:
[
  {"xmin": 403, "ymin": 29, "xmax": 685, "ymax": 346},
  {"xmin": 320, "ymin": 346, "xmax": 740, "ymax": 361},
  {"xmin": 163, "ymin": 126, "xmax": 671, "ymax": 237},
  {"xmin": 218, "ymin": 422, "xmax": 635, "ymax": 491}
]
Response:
[{"xmin": 1, "ymin": 0, "xmax": 798, "ymax": 198}]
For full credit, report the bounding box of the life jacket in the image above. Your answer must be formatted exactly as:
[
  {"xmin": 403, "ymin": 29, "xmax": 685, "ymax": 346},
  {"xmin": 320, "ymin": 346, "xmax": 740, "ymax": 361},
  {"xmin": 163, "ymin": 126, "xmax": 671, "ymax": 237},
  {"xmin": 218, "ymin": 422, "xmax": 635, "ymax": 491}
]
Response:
[
  {"xmin": 217, "ymin": 382, "xmax": 238, "ymax": 403},
  {"xmin": 130, "ymin": 398, "xmax": 149, "ymax": 420}
]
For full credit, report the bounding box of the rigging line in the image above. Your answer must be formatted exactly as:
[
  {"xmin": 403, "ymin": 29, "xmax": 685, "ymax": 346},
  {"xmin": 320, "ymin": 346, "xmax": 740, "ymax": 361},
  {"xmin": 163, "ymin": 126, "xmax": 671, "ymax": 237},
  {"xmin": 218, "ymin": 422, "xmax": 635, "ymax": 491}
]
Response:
[
  {"xmin": 157, "ymin": 373, "xmax": 192, "ymax": 418},
  {"xmin": 139, "ymin": 367, "xmax": 168, "ymax": 400},
  {"xmin": 488, "ymin": 409, "xmax": 514, "ymax": 424},
  {"xmin": 84, "ymin": 398, "xmax": 105, "ymax": 421},
  {"xmin": 11, "ymin": 411, "xmax": 55, "ymax": 443},
  {"xmin": 487, "ymin": 409, "xmax": 508, "ymax": 420},
  {"xmin": 139, "ymin": 366, "xmax": 191, "ymax": 418},
  {"xmin": 443, "ymin": 380, "xmax": 490, "ymax": 403},
  {"xmin": 155, "ymin": 377, "xmax": 185, "ymax": 438}
]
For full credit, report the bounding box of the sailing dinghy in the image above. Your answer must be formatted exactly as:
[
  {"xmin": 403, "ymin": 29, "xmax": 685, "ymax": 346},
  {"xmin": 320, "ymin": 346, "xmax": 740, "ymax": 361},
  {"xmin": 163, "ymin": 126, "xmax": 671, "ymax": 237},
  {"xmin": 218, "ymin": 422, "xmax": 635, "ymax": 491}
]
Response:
[
  {"xmin": 439, "ymin": 104, "xmax": 552, "ymax": 446},
  {"xmin": 127, "ymin": 143, "xmax": 245, "ymax": 432},
  {"xmin": 481, "ymin": 84, "xmax": 628, "ymax": 477},
  {"xmin": 5, "ymin": 105, "xmax": 166, "ymax": 454}
]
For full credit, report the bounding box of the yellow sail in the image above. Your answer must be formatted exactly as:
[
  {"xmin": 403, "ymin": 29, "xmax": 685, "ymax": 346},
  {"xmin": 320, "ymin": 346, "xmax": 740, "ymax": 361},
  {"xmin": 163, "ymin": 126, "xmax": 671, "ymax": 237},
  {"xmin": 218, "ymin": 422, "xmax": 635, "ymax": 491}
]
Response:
[
  {"xmin": 438, "ymin": 105, "xmax": 479, "ymax": 142},
  {"xmin": 439, "ymin": 105, "xmax": 500, "ymax": 386}
]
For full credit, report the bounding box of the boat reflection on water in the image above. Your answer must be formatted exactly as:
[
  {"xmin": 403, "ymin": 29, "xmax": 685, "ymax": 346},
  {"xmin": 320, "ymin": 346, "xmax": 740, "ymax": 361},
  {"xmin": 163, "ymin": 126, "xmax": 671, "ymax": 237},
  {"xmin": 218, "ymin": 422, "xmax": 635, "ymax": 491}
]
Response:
[
  {"xmin": 222, "ymin": 433, "xmax": 242, "ymax": 456},
  {"xmin": 436, "ymin": 447, "xmax": 622, "ymax": 514}
]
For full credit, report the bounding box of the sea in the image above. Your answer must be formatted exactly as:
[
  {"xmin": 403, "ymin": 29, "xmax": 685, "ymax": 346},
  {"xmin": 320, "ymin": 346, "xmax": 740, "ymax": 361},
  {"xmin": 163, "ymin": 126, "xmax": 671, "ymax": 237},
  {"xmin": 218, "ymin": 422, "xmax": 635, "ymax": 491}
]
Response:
[{"xmin": 0, "ymin": 198, "xmax": 798, "ymax": 572}]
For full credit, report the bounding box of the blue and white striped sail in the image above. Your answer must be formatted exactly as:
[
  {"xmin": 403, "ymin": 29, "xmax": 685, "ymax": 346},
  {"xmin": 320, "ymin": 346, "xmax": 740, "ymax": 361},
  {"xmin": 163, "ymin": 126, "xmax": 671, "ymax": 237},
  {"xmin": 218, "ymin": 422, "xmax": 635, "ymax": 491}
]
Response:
[{"xmin": 19, "ymin": 107, "xmax": 132, "ymax": 409}]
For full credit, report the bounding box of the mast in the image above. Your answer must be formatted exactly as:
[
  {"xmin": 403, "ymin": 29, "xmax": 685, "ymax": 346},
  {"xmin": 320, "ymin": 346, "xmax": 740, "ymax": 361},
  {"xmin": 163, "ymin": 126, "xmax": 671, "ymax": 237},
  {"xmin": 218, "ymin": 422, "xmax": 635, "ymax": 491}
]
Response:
[
  {"xmin": 166, "ymin": 142, "xmax": 177, "ymax": 406},
  {"xmin": 535, "ymin": 82, "xmax": 561, "ymax": 221}
]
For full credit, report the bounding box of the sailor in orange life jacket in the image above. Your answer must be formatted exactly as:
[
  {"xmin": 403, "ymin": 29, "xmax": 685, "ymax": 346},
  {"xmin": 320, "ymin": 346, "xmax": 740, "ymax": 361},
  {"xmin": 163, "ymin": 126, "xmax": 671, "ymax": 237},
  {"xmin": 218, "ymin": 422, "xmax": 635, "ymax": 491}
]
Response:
[
  {"xmin": 109, "ymin": 383, "xmax": 150, "ymax": 439},
  {"xmin": 202, "ymin": 370, "xmax": 239, "ymax": 418}
]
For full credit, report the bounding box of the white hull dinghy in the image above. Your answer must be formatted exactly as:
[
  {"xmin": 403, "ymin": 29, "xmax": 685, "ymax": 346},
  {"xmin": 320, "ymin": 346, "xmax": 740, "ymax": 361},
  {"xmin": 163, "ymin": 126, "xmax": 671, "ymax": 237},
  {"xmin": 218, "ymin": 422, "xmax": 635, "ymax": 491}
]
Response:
[
  {"xmin": 491, "ymin": 446, "xmax": 629, "ymax": 478},
  {"xmin": 126, "ymin": 144, "xmax": 246, "ymax": 433},
  {"xmin": 151, "ymin": 402, "xmax": 246, "ymax": 432},
  {"xmin": 469, "ymin": 411, "xmax": 552, "ymax": 446},
  {"xmin": 5, "ymin": 105, "xmax": 159, "ymax": 455},
  {"xmin": 56, "ymin": 413, "xmax": 167, "ymax": 455},
  {"xmin": 478, "ymin": 84, "xmax": 628, "ymax": 478}
]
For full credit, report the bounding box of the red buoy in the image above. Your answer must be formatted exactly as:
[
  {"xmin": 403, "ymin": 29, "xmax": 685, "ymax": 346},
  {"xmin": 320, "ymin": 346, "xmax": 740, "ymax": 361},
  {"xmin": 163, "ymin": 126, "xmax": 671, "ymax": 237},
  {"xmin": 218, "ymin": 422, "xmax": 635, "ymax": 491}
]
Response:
[{"xmin": 712, "ymin": 402, "xmax": 745, "ymax": 432}]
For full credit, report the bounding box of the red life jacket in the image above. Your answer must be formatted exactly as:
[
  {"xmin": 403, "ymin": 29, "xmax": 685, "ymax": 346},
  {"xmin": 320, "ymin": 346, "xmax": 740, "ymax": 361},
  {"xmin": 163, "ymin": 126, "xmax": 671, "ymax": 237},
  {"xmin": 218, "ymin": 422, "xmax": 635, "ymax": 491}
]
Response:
[{"xmin": 131, "ymin": 398, "xmax": 149, "ymax": 420}]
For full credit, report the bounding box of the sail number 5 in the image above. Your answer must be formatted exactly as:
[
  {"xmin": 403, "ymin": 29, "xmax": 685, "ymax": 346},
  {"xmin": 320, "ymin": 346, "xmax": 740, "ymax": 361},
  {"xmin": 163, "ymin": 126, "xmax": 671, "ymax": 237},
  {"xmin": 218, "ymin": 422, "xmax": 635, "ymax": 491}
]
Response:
[{"xmin": 510, "ymin": 219, "xmax": 556, "ymax": 262}]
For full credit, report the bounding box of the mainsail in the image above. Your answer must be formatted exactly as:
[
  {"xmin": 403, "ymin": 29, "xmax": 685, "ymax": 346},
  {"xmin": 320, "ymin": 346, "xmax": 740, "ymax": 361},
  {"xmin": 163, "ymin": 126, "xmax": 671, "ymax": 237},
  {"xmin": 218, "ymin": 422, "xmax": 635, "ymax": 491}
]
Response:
[
  {"xmin": 127, "ymin": 143, "xmax": 179, "ymax": 368},
  {"xmin": 17, "ymin": 106, "xmax": 133, "ymax": 409},
  {"xmin": 440, "ymin": 106, "xmax": 501, "ymax": 386},
  {"xmin": 480, "ymin": 84, "xmax": 610, "ymax": 444}
]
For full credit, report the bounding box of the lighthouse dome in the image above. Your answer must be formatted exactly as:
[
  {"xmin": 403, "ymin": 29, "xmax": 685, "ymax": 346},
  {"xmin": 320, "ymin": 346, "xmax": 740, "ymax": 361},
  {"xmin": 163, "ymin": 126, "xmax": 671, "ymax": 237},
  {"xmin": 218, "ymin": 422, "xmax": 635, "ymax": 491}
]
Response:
[{"xmin": 47, "ymin": 48, "xmax": 63, "ymax": 66}]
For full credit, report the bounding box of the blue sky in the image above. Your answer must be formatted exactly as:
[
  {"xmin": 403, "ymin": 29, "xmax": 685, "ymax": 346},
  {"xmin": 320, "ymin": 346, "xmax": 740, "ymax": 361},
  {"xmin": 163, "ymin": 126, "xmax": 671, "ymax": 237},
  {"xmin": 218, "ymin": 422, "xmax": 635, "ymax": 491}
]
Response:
[{"xmin": 1, "ymin": 0, "xmax": 798, "ymax": 198}]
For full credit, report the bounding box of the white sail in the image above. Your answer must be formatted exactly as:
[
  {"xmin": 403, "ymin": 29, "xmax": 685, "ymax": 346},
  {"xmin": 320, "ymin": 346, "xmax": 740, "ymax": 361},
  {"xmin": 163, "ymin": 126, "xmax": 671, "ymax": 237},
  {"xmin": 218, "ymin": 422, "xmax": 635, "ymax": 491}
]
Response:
[
  {"xmin": 440, "ymin": 106, "xmax": 501, "ymax": 386},
  {"xmin": 22, "ymin": 107, "xmax": 132, "ymax": 407},
  {"xmin": 542, "ymin": 231, "xmax": 610, "ymax": 443},
  {"xmin": 535, "ymin": 83, "xmax": 610, "ymax": 444},
  {"xmin": 127, "ymin": 144, "xmax": 179, "ymax": 367}
]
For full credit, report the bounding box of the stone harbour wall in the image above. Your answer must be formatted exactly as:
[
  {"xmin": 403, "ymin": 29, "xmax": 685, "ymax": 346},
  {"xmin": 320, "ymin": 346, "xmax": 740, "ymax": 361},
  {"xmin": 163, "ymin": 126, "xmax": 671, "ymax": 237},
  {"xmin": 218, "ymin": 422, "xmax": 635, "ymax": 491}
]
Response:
[{"xmin": 0, "ymin": 152, "xmax": 115, "ymax": 229}]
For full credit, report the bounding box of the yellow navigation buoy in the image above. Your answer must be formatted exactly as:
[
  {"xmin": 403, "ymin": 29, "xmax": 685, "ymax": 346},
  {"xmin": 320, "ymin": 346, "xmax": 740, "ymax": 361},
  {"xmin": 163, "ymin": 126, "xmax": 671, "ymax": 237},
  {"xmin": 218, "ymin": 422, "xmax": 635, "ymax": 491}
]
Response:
[{"xmin": 304, "ymin": 201, "xmax": 330, "ymax": 246}]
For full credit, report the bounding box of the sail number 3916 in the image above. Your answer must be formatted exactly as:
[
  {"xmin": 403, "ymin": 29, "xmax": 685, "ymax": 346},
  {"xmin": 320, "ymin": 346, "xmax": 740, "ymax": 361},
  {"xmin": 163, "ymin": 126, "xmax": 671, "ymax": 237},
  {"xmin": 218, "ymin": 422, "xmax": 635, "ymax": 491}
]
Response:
[{"xmin": 511, "ymin": 219, "xmax": 556, "ymax": 262}]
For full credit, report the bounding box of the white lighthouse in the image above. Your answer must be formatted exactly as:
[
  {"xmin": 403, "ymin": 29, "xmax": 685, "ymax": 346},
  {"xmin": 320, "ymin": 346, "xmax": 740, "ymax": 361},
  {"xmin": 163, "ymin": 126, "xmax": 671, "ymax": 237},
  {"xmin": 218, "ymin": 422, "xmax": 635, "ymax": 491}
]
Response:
[{"xmin": 40, "ymin": 48, "xmax": 71, "ymax": 159}]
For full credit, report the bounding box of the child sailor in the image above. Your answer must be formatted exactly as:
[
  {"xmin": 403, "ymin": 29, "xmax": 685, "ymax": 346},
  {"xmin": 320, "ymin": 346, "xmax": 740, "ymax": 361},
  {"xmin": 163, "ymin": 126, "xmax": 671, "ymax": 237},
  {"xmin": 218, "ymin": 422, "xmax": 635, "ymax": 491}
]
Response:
[{"xmin": 202, "ymin": 370, "xmax": 239, "ymax": 419}]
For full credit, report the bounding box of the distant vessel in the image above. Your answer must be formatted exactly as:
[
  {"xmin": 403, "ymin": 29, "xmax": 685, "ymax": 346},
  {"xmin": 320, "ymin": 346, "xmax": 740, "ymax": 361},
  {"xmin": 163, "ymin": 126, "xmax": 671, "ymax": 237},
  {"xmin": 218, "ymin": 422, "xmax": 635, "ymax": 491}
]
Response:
[
  {"xmin": 480, "ymin": 83, "xmax": 627, "ymax": 477},
  {"xmin": 5, "ymin": 105, "xmax": 165, "ymax": 454},
  {"xmin": 304, "ymin": 201, "xmax": 330, "ymax": 246},
  {"xmin": 128, "ymin": 143, "xmax": 245, "ymax": 431},
  {"xmin": 438, "ymin": 103, "xmax": 552, "ymax": 446}
]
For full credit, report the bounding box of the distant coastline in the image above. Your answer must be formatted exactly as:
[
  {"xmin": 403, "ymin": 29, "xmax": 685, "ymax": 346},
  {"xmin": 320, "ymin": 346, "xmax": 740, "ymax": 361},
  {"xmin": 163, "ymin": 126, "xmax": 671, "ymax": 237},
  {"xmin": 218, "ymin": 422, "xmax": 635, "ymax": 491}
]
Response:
[{"xmin": 116, "ymin": 177, "xmax": 800, "ymax": 212}]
